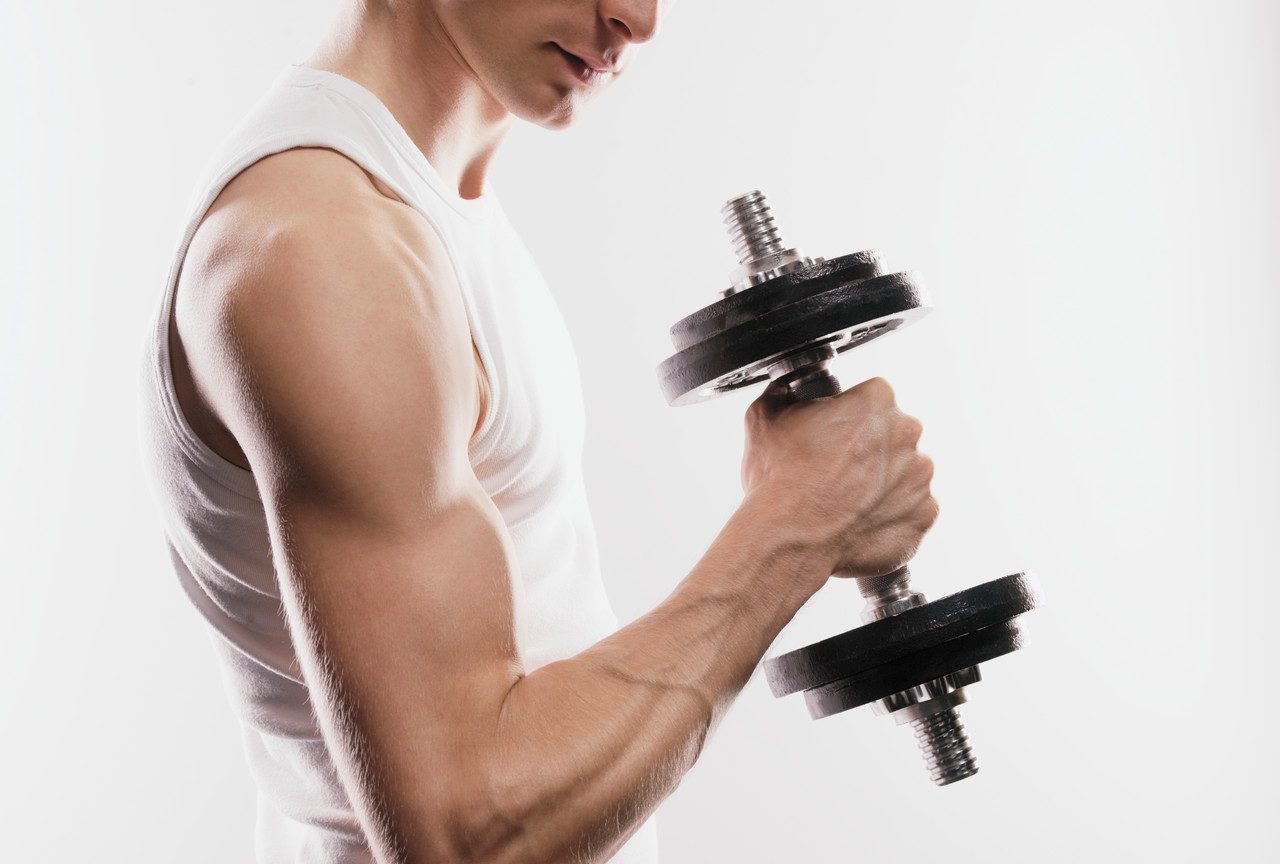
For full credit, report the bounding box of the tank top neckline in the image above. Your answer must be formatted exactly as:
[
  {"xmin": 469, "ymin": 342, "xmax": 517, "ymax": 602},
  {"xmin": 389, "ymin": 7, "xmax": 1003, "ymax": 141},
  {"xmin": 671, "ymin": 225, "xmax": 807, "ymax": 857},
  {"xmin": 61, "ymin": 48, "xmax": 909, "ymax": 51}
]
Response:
[{"xmin": 278, "ymin": 64, "xmax": 494, "ymax": 222}]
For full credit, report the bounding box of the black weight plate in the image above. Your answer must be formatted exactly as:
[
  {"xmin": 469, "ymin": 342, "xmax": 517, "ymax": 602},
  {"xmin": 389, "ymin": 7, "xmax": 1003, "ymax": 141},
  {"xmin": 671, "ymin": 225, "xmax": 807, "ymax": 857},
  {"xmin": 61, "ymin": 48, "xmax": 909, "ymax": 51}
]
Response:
[
  {"xmin": 658, "ymin": 270, "xmax": 931, "ymax": 406},
  {"xmin": 764, "ymin": 573, "xmax": 1039, "ymax": 698},
  {"xmin": 669, "ymin": 252, "xmax": 884, "ymax": 351},
  {"xmin": 804, "ymin": 620, "xmax": 1026, "ymax": 719}
]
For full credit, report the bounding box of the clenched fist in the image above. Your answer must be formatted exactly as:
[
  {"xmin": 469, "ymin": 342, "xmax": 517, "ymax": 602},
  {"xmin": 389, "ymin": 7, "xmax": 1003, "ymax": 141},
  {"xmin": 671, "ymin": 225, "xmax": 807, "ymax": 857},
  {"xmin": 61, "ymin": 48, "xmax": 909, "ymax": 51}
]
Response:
[{"xmin": 741, "ymin": 376, "xmax": 939, "ymax": 584}]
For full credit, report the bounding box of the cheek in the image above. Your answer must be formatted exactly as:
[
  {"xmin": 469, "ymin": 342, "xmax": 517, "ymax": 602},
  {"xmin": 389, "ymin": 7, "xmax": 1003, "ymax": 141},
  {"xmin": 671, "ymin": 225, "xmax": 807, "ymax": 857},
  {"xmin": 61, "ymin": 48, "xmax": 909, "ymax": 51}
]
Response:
[
  {"xmin": 472, "ymin": 0, "xmax": 538, "ymax": 51},
  {"xmin": 443, "ymin": 2, "xmax": 594, "ymax": 126},
  {"xmin": 471, "ymin": 11, "xmax": 544, "ymax": 89},
  {"xmin": 441, "ymin": 0, "xmax": 522, "ymax": 64}
]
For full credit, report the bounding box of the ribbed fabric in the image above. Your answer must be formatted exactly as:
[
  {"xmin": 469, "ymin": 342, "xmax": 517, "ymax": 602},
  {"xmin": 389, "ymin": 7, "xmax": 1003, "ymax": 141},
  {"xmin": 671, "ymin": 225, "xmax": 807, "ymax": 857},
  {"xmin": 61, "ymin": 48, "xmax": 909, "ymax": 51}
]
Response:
[{"xmin": 138, "ymin": 65, "xmax": 658, "ymax": 863}]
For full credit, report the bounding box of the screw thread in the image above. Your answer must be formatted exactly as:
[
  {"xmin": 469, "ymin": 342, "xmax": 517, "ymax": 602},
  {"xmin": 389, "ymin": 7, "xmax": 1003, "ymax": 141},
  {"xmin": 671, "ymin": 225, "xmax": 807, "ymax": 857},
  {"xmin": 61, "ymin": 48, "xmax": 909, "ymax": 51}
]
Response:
[
  {"xmin": 722, "ymin": 190, "xmax": 787, "ymax": 265},
  {"xmin": 910, "ymin": 708, "xmax": 979, "ymax": 786}
]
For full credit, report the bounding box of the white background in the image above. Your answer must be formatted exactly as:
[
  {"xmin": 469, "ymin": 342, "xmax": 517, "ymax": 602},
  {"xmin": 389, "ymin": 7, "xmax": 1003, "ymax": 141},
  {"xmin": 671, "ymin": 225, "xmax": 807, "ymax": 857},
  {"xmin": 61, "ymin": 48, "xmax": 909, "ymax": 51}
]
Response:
[{"xmin": 3, "ymin": 1, "xmax": 1278, "ymax": 861}]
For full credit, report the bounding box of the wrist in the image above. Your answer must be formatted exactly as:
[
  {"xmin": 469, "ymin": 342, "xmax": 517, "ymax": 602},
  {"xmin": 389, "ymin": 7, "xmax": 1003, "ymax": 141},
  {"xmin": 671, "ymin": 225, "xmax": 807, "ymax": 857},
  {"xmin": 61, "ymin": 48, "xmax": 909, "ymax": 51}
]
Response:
[{"xmin": 716, "ymin": 491, "xmax": 834, "ymax": 606}]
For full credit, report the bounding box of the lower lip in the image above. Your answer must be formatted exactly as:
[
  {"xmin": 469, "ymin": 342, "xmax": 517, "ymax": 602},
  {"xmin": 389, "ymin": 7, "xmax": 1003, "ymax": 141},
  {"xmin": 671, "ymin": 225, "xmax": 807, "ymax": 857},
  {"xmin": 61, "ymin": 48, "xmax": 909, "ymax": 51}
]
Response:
[{"xmin": 555, "ymin": 46, "xmax": 612, "ymax": 88}]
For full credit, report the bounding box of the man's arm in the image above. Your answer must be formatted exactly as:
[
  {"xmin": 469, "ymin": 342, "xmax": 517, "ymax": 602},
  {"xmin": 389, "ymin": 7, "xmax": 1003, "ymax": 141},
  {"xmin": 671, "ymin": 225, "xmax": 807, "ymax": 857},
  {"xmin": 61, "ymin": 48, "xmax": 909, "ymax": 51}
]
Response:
[{"xmin": 176, "ymin": 150, "xmax": 934, "ymax": 864}]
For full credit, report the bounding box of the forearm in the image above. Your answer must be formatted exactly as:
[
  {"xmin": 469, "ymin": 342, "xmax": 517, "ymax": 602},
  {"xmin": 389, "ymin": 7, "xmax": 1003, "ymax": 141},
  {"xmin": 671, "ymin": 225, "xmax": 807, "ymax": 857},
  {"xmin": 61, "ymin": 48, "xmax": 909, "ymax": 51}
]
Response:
[{"xmin": 483, "ymin": 495, "xmax": 829, "ymax": 863}]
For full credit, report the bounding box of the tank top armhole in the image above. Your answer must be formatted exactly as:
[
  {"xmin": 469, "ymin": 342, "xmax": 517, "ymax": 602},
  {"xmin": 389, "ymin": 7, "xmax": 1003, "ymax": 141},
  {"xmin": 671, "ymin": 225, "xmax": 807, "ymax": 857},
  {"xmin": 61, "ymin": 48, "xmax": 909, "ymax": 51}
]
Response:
[{"xmin": 152, "ymin": 130, "xmax": 505, "ymax": 495}]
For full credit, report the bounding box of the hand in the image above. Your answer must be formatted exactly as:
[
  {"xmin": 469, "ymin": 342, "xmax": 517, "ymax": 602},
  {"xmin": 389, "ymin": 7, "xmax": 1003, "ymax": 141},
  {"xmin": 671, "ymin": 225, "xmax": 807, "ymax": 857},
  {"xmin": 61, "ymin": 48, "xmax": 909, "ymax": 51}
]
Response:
[{"xmin": 740, "ymin": 376, "xmax": 939, "ymax": 583}]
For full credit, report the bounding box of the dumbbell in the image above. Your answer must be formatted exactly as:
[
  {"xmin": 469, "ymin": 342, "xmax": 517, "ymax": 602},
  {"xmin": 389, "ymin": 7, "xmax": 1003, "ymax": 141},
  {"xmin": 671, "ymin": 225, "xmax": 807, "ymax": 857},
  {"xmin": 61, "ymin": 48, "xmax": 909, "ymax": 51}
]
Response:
[{"xmin": 657, "ymin": 190, "xmax": 1040, "ymax": 786}]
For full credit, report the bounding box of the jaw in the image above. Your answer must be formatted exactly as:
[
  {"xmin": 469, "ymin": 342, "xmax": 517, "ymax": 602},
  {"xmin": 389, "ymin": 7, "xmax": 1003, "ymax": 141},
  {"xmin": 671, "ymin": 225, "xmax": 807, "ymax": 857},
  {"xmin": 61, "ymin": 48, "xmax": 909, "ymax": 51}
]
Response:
[
  {"xmin": 492, "ymin": 42, "xmax": 619, "ymax": 130},
  {"xmin": 506, "ymin": 76, "xmax": 597, "ymax": 130}
]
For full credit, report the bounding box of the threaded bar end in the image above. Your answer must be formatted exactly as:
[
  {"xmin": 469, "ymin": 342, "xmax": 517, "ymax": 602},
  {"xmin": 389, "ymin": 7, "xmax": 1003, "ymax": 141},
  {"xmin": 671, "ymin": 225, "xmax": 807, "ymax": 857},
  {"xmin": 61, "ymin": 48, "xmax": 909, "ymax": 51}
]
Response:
[
  {"xmin": 910, "ymin": 708, "xmax": 979, "ymax": 786},
  {"xmin": 722, "ymin": 190, "xmax": 787, "ymax": 265}
]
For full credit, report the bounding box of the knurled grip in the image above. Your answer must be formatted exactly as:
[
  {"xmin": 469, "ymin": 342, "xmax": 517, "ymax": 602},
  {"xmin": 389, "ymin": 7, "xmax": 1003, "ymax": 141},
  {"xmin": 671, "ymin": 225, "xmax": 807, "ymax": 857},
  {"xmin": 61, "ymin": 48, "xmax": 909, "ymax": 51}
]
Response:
[{"xmin": 782, "ymin": 367, "xmax": 843, "ymax": 403}]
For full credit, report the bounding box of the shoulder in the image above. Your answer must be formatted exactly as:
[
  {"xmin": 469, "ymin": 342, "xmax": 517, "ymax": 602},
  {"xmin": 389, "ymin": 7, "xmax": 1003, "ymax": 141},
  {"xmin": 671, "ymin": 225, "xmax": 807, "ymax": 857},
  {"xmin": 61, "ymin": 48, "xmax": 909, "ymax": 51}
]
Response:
[
  {"xmin": 179, "ymin": 145, "xmax": 475, "ymax": 383},
  {"xmin": 174, "ymin": 147, "xmax": 481, "ymax": 476},
  {"xmin": 182, "ymin": 148, "xmax": 461, "ymax": 327}
]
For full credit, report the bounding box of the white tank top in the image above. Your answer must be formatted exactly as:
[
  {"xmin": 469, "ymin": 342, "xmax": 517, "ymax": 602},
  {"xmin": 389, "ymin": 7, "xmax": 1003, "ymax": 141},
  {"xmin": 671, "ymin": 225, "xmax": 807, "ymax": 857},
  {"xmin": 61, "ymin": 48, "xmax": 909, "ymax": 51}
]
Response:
[{"xmin": 138, "ymin": 64, "xmax": 660, "ymax": 864}]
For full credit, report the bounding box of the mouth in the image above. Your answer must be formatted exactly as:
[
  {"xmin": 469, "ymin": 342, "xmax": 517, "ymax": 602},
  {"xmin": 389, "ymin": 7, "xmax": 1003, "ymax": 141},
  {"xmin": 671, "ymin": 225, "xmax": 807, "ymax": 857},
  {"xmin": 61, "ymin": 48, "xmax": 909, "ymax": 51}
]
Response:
[{"xmin": 552, "ymin": 43, "xmax": 616, "ymax": 88}]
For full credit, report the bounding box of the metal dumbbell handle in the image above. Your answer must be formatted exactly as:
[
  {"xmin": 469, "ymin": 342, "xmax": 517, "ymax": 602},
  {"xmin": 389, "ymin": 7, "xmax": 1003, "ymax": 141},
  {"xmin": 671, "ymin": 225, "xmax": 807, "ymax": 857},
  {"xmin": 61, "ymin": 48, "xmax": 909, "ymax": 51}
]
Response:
[
  {"xmin": 776, "ymin": 364, "xmax": 917, "ymax": 612},
  {"xmin": 729, "ymin": 192, "xmax": 979, "ymax": 785},
  {"xmin": 780, "ymin": 366, "xmax": 844, "ymax": 403},
  {"xmin": 777, "ymin": 359, "xmax": 979, "ymax": 786}
]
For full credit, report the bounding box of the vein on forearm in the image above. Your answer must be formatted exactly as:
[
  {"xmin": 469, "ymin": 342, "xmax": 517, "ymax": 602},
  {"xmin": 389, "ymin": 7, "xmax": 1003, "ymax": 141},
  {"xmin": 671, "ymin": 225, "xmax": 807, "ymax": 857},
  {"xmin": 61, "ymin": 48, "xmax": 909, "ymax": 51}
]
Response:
[{"xmin": 483, "ymin": 511, "xmax": 821, "ymax": 862}]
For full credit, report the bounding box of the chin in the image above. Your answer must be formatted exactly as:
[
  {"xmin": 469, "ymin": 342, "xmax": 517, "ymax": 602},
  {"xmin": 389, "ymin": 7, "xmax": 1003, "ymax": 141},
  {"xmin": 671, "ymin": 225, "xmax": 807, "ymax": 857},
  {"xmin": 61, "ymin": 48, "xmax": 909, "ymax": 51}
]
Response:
[
  {"xmin": 536, "ymin": 100, "xmax": 582, "ymax": 130},
  {"xmin": 513, "ymin": 88, "xmax": 591, "ymax": 130}
]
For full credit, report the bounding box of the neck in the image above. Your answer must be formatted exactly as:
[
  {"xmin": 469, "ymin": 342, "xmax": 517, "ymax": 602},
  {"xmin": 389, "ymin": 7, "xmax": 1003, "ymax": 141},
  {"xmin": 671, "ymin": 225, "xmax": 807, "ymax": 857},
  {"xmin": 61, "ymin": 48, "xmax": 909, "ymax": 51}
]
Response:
[{"xmin": 307, "ymin": 1, "xmax": 513, "ymax": 200}]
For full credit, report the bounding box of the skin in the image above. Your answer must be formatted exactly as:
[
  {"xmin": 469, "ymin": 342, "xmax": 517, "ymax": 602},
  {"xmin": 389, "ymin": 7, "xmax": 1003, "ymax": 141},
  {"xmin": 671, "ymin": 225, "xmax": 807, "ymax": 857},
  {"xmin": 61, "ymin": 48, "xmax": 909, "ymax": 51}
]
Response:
[{"xmin": 169, "ymin": 1, "xmax": 940, "ymax": 862}]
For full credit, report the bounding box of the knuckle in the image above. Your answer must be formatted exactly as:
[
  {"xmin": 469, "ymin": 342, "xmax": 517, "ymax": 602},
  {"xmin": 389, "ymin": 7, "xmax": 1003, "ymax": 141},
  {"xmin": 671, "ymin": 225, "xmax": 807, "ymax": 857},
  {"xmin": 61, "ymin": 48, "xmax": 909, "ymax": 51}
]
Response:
[
  {"xmin": 916, "ymin": 453, "xmax": 935, "ymax": 482},
  {"xmin": 900, "ymin": 414, "xmax": 924, "ymax": 445},
  {"xmin": 856, "ymin": 376, "xmax": 895, "ymax": 405},
  {"xmin": 869, "ymin": 376, "xmax": 895, "ymax": 401},
  {"xmin": 920, "ymin": 495, "xmax": 941, "ymax": 525}
]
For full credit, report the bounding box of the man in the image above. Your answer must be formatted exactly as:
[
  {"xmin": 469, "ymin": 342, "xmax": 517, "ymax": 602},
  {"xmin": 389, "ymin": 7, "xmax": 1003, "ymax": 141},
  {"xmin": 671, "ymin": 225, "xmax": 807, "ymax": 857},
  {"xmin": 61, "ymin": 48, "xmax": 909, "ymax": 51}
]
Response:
[{"xmin": 139, "ymin": 1, "xmax": 938, "ymax": 862}]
